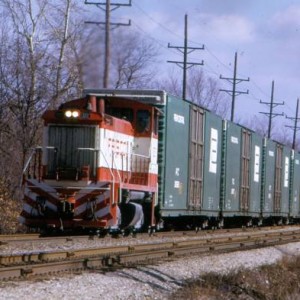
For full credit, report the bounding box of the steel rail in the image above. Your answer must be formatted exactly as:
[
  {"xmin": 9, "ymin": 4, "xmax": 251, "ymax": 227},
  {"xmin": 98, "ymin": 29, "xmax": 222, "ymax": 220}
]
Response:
[{"xmin": 0, "ymin": 225, "xmax": 296, "ymax": 244}]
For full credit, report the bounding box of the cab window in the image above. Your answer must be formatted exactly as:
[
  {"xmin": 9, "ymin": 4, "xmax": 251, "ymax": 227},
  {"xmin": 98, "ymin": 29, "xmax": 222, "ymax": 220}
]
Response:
[
  {"xmin": 106, "ymin": 107, "xmax": 134, "ymax": 122},
  {"xmin": 136, "ymin": 110, "xmax": 150, "ymax": 133}
]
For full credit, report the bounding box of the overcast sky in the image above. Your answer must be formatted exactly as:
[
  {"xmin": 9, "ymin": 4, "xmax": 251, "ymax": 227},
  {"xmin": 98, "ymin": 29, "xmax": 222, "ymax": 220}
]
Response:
[{"xmin": 86, "ymin": 0, "xmax": 300, "ymax": 129}]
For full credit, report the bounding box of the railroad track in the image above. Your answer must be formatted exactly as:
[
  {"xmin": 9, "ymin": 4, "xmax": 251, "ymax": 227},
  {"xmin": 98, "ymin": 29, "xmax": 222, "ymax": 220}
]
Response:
[
  {"xmin": 1, "ymin": 228, "xmax": 300, "ymax": 281},
  {"xmin": 0, "ymin": 225, "xmax": 295, "ymax": 244}
]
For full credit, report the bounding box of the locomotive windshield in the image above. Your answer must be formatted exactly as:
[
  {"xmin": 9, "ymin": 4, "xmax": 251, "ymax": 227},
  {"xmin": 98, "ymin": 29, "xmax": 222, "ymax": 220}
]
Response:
[
  {"xmin": 106, "ymin": 107, "xmax": 134, "ymax": 122},
  {"xmin": 45, "ymin": 125, "xmax": 96, "ymax": 180},
  {"xmin": 136, "ymin": 110, "xmax": 150, "ymax": 133}
]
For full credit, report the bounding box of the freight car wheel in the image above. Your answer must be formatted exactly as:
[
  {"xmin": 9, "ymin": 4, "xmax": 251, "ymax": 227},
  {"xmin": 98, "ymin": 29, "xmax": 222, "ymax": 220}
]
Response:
[
  {"xmin": 217, "ymin": 220, "xmax": 224, "ymax": 229},
  {"xmin": 148, "ymin": 226, "xmax": 156, "ymax": 236},
  {"xmin": 283, "ymin": 218, "xmax": 290, "ymax": 225},
  {"xmin": 246, "ymin": 219, "xmax": 253, "ymax": 227},
  {"xmin": 96, "ymin": 229, "xmax": 108, "ymax": 238}
]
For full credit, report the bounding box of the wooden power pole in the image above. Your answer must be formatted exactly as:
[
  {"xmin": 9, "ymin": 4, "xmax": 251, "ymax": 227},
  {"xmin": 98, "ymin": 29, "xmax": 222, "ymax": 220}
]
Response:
[
  {"xmin": 259, "ymin": 80, "xmax": 284, "ymax": 139},
  {"xmin": 286, "ymin": 98, "xmax": 300, "ymax": 149},
  {"xmin": 220, "ymin": 52, "xmax": 249, "ymax": 122},
  {"xmin": 85, "ymin": 0, "xmax": 131, "ymax": 88},
  {"xmin": 167, "ymin": 14, "xmax": 204, "ymax": 100}
]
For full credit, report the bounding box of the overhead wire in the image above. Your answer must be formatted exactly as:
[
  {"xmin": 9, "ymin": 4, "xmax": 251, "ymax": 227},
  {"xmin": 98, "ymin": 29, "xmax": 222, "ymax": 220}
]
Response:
[{"xmin": 131, "ymin": 1, "xmax": 292, "ymax": 115}]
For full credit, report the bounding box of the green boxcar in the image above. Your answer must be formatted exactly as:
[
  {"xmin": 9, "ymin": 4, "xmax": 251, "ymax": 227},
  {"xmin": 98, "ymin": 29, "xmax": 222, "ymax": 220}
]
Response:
[
  {"xmin": 290, "ymin": 151, "xmax": 300, "ymax": 218},
  {"xmin": 222, "ymin": 122, "xmax": 262, "ymax": 218},
  {"xmin": 161, "ymin": 101, "xmax": 222, "ymax": 218}
]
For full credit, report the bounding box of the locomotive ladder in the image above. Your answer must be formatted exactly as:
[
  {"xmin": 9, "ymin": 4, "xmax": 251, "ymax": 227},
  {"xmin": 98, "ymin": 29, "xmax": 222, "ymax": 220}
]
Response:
[{"xmin": 157, "ymin": 104, "xmax": 166, "ymax": 207}]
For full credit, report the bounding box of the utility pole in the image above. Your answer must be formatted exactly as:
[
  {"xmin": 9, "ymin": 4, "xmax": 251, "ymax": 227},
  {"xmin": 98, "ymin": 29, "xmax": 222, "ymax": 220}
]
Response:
[
  {"xmin": 167, "ymin": 14, "xmax": 204, "ymax": 100},
  {"xmin": 259, "ymin": 80, "xmax": 284, "ymax": 139},
  {"xmin": 220, "ymin": 52, "xmax": 250, "ymax": 122},
  {"xmin": 286, "ymin": 98, "xmax": 300, "ymax": 149},
  {"xmin": 84, "ymin": 0, "xmax": 131, "ymax": 88}
]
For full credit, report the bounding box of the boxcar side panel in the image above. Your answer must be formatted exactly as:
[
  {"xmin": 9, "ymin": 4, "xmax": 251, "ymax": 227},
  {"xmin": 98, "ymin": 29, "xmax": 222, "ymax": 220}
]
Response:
[
  {"xmin": 202, "ymin": 111, "xmax": 222, "ymax": 215},
  {"xmin": 281, "ymin": 146, "xmax": 290, "ymax": 216},
  {"xmin": 162, "ymin": 95, "xmax": 190, "ymax": 213},
  {"xmin": 223, "ymin": 121, "xmax": 241, "ymax": 215},
  {"xmin": 291, "ymin": 151, "xmax": 300, "ymax": 218},
  {"xmin": 249, "ymin": 132, "xmax": 263, "ymax": 215},
  {"xmin": 262, "ymin": 139, "xmax": 276, "ymax": 216}
]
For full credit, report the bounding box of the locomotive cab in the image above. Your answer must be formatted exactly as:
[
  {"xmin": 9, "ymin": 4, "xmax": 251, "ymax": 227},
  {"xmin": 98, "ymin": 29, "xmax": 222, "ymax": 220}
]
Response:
[
  {"xmin": 41, "ymin": 95, "xmax": 158, "ymax": 181},
  {"xmin": 20, "ymin": 94, "xmax": 158, "ymax": 233}
]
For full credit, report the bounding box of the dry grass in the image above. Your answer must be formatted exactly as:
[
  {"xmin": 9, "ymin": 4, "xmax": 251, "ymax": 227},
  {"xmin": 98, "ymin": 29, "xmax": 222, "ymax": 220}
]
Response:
[
  {"xmin": 0, "ymin": 179, "xmax": 22, "ymax": 234},
  {"xmin": 170, "ymin": 256, "xmax": 300, "ymax": 300}
]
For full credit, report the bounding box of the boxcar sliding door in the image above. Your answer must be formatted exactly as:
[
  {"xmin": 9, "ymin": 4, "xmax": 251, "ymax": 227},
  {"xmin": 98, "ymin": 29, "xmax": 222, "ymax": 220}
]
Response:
[
  {"xmin": 240, "ymin": 129, "xmax": 251, "ymax": 212},
  {"xmin": 188, "ymin": 106, "xmax": 204, "ymax": 210}
]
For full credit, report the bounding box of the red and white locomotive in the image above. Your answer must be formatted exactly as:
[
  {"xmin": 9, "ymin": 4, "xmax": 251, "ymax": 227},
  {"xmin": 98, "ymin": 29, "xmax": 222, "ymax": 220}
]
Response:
[{"xmin": 20, "ymin": 91, "xmax": 160, "ymax": 233}]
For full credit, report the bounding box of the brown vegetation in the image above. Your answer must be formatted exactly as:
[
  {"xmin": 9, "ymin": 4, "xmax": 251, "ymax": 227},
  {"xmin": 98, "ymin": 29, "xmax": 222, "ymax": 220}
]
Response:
[
  {"xmin": 0, "ymin": 179, "xmax": 22, "ymax": 234},
  {"xmin": 171, "ymin": 256, "xmax": 300, "ymax": 300}
]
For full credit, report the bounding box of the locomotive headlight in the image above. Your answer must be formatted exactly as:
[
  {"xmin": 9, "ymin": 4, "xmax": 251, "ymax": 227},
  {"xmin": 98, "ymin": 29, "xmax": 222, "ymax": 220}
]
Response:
[
  {"xmin": 65, "ymin": 110, "xmax": 72, "ymax": 118},
  {"xmin": 64, "ymin": 110, "xmax": 80, "ymax": 118},
  {"xmin": 72, "ymin": 111, "xmax": 79, "ymax": 118}
]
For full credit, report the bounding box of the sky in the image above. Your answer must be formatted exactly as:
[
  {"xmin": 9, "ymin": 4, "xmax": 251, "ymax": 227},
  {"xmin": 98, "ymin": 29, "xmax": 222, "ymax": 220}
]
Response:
[{"xmin": 85, "ymin": 0, "xmax": 300, "ymax": 133}]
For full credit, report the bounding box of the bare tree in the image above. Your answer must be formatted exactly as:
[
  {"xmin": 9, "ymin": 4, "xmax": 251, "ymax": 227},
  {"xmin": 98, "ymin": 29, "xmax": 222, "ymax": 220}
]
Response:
[
  {"xmin": 0, "ymin": 0, "xmax": 85, "ymax": 197},
  {"xmin": 157, "ymin": 68, "xmax": 182, "ymax": 96},
  {"xmin": 187, "ymin": 68, "xmax": 229, "ymax": 118},
  {"xmin": 272, "ymin": 123, "xmax": 294, "ymax": 147},
  {"xmin": 241, "ymin": 115, "xmax": 269, "ymax": 137},
  {"xmin": 80, "ymin": 29, "xmax": 160, "ymax": 89},
  {"xmin": 158, "ymin": 68, "xmax": 229, "ymax": 118},
  {"xmin": 111, "ymin": 31, "xmax": 159, "ymax": 89}
]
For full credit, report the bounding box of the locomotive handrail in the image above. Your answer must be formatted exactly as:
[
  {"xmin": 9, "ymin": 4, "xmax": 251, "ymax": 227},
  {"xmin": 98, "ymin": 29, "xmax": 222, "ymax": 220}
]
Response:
[
  {"xmin": 99, "ymin": 148, "xmax": 116, "ymax": 204},
  {"xmin": 130, "ymin": 153, "xmax": 151, "ymax": 185},
  {"xmin": 112, "ymin": 151, "xmax": 122, "ymax": 184},
  {"xmin": 22, "ymin": 146, "xmax": 55, "ymax": 186},
  {"xmin": 77, "ymin": 148, "xmax": 97, "ymax": 151},
  {"xmin": 45, "ymin": 147, "xmax": 58, "ymax": 174},
  {"xmin": 21, "ymin": 147, "xmax": 41, "ymax": 187},
  {"xmin": 131, "ymin": 153, "xmax": 150, "ymax": 159},
  {"xmin": 22, "ymin": 147, "xmax": 41, "ymax": 175},
  {"xmin": 76, "ymin": 147, "xmax": 98, "ymax": 178},
  {"xmin": 76, "ymin": 147, "xmax": 117, "ymax": 204}
]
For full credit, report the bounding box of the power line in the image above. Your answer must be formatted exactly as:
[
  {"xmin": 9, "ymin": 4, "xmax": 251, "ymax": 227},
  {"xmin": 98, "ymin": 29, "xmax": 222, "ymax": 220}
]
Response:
[
  {"xmin": 220, "ymin": 52, "xmax": 249, "ymax": 122},
  {"xmin": 131, "ymin": 3, "xmax": 292, "ymax": 117},
  {"xmin": 134, "ymin": 2, "xmax": 266, "ymax": 94},
  {"xmin": 133, "ymin": 2, "xmax": 183, "ymax": 40},
  {"xmin": 285, "ymin": 98, "xmax": 300, "ymax": 149},
  {"xmin": 259, "ymin": 80, "xmax": 284, "ymax": 139},
  {"xmin": 84, "ymin": 0, "xmax": 131, "ymax": 88},
  {"xmin": 167, "ymin": 14, "xmax": 204, "ymax": 100},
  {"xmin": 133, "ymin": 2, "xmax": 238, "ymax": 76}
]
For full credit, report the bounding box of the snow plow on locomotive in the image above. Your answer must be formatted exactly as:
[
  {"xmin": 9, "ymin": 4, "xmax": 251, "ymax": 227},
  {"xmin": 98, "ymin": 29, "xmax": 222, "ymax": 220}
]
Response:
[{"xmin": 20, "ymin": 91, "xmax": 160, "ymax": 234}]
